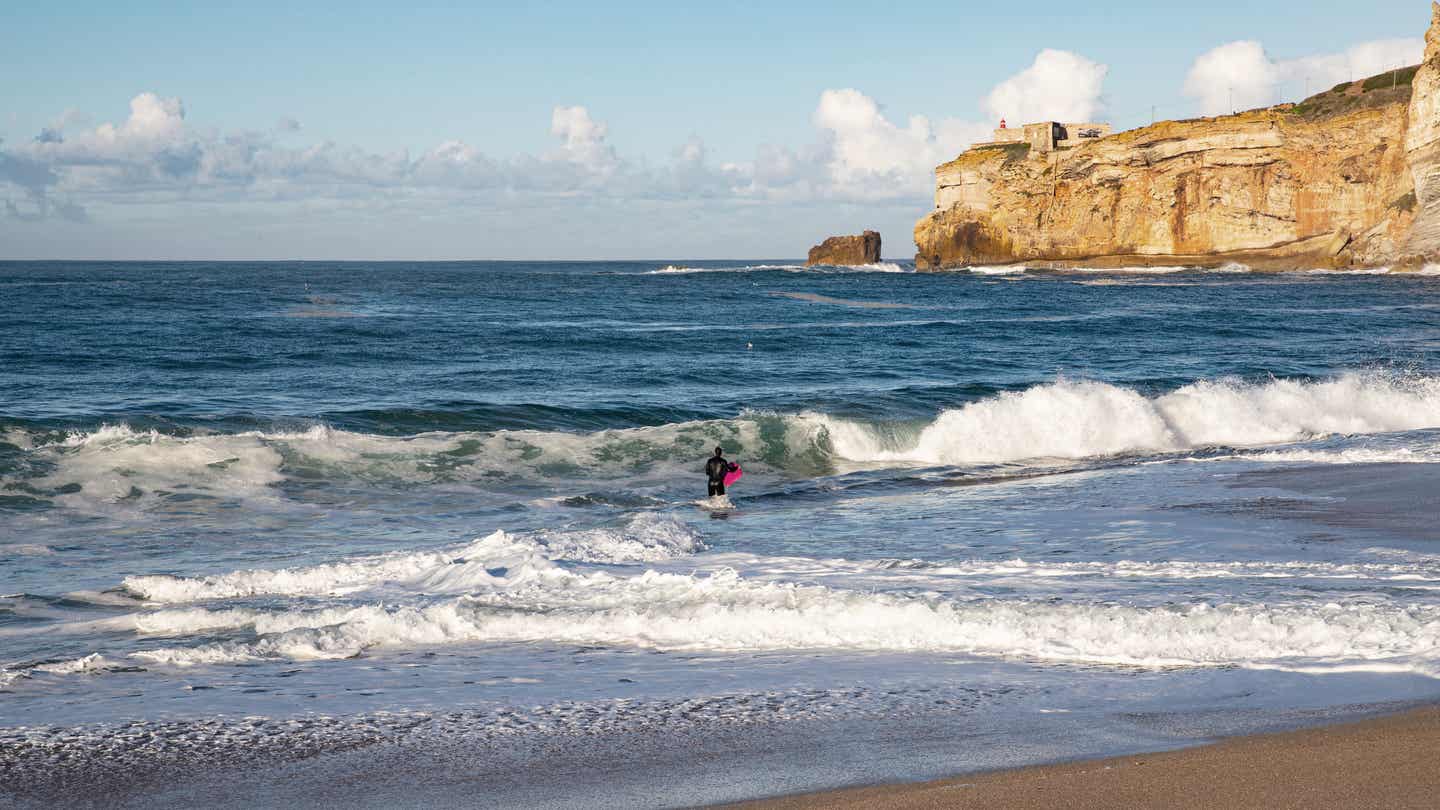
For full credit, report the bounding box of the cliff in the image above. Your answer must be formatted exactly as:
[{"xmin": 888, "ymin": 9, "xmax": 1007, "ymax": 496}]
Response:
[
  {"xmin": 1406, "ymin": 1, "xmax": 1440, "ymax": 258},
  {"xmin": 914, "ymin": 4, "xmax": 1440, "ymax": 271},
  {"xmin": 807, "ymin": 230, "xmax": 882, "ymax": 266}
]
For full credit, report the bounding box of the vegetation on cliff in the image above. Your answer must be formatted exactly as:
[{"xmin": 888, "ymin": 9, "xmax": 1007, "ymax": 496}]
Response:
[{"xmin": 1290, "ymin": 67, "xmax": 1419, "ymax": 120}]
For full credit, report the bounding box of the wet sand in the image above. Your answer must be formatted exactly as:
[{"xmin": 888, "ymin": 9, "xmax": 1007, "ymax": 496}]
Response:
[{"xmin": 724, "ymin": 706, "xmax": 1440, "ymax": 809}]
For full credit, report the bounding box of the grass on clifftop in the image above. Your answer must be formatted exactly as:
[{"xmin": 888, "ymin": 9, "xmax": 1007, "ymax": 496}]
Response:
[{"xmin": 1290, "ymin": 65, "xmax": 1419, "ymax": 119}]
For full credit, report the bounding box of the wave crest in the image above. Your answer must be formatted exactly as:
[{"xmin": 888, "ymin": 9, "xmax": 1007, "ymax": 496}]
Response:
[
  {"xmin": 8, "ymin": 372, "xmax": 1440, "ymax": 508},
  {"xmin": 807, "ymin": 372, "xmax": 1440, "ymax": 466}
]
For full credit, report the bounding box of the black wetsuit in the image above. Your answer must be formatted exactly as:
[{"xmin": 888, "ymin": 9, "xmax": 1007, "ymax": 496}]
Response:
[{"xmin": 705, "ymin": 455, "xmax": 732, "ymax": 496}]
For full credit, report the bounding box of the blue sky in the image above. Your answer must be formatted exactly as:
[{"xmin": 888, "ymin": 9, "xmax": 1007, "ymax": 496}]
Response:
[{"xmin": 1, "ymin": 1, "xmax": 1431, "ymax": 259}]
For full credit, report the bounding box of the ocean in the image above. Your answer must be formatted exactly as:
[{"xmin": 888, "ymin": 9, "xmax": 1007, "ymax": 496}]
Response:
[{"xmin": 3, "ymin": 260, "xmax": 1440, "ymax": 807}]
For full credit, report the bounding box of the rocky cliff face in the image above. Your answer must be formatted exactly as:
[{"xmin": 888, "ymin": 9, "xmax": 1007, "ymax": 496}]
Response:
[
  {"xmin": 807, "ymin": 230, "xmax": 882, "ymax": 266},
  {"xmin": 1405, "ymin": 2, "xmax": 1440, "ymax": 259},
  {"xmin": 915, "ymin": 4, "xmax": 1440, "ymax": 271}
]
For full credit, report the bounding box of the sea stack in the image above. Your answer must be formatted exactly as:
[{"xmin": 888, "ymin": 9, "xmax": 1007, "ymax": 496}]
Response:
[{"xmin": 806, "ymin": 230, "xmax": 881, "ymax": 266}]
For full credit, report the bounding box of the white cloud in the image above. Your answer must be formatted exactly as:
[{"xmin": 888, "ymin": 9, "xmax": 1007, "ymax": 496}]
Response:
[
  {"xmin": 983, "ymin": 49, "xmax": 1110, "ymax": 124},
  {"xmin": 5, "ymin": 48, "xmax": 1116, "ymax": 221},
  {"xmin": 550, "ymin": 105, "xmax": 618, "ymax": 172},
  {"xmin": 804, "ymin": 49, "xmax": 1105, "ymax": 199},
  {"xmin": 1184, "ymin": 37, "xmax": 1423, "ymax": 116},
  {"xmin": 809, "ymin": 88, "xmax": 989, "ymax": 198},
  {"xmin": 103, "ymin": 92, "xmax": 186, "ymax": 140}
]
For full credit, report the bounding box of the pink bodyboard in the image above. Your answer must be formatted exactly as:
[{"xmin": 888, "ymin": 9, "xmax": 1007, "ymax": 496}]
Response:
[{"xmin": 723, "ymin": 465, "xmax": 743, "ymax": 487}]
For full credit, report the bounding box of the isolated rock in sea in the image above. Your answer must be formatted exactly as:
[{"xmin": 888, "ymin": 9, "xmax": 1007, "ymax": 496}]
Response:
[
  {"xmin": 913, "ymin": 2, "xmax": 1440, "ymax": 272},
  {"xmin": 807, "ymin": 231, "xmax": 881, "ymax": 266}
]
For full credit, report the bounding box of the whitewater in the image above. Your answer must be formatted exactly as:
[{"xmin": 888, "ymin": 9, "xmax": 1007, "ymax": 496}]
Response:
[{"xmin": 4, "ymin": 259, "xmax": 1440, "ymax": 808}]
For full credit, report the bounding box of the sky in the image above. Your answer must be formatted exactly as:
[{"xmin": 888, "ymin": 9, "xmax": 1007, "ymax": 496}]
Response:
[{"xmin": 0, "ymin": 1, "xmax": 1432, "ymax": 260}]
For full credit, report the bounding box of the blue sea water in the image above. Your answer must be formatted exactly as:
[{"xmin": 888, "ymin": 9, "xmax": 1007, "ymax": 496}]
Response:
[{"xmin": 3, "ymin": 260, "xmax": 1440, "ymax": 807}]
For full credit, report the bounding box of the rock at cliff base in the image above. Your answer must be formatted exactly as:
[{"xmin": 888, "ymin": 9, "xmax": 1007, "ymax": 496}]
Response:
[{"xmin": 807, "ymin": 231, "xmax": 881, "ymax": 266}]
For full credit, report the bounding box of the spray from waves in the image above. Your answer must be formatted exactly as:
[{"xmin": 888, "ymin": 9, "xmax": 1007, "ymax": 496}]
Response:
[
  {"xmin": 805, "ymin": 372, "xmax": 1440, "ymax": 466},
  {"xmin": 8, "ymin": 371, "xmax": 1440, "ymax": 508},
  {"xmin": 122, "ymin": 515, "xmax": 704, "ymax": 603}
]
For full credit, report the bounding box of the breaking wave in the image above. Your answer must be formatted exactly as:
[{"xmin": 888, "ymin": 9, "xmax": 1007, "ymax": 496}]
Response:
[
  {"xmin": 6, "ymin": 371, "xmax": 1440, "ymax": 508},
  {"xmin": 14, "ymin": 529, "xmax": 1439, "ymax": 678},
  {"xmin": 112, "ymin": 565, "xmax": 1440, "ymax": 673},
  {"xmin": 807, "ymin": 371, "xmax": 1440, "ymax": 466},
  {"xmin": 122, "ymin": 515, "xmax": 704, "ymax": 603}
]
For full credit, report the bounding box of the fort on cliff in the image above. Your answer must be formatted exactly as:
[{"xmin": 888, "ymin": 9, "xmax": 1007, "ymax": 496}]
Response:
[{"xmin": 914, "ymin": 3, "xmax": 1440, "ymax": 271}]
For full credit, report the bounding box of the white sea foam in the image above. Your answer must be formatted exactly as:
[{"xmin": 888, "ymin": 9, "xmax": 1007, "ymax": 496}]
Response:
[
  {"xmin": 1302, "ymin": 267, "xmax": 1393, "ymax": 275},
  {"xmin": 849, "ymin": 557, "xmax": 1440, "ymax": 583},
  {"xmin": 1074, "ymin": 265, "xmax": 1190, "ymax": 274},
  {"xmin": 10, "ymin": 418, "xmax": 775, "ymax": 506},
  {"xmin": 123, "ymin": 516, "xmax": 703, "ymax": 603},
  {"xmin": 2, "ymin": 428, "xmax": 34, "ymax": 450},
  {"xmin": 642, "ymin": 264, "xmax": 815, "ymax": 275},
  {"xmin": 972, "ymin": 264, "xmax": 1248, "ymax": 276},
  {"xmin": 123, "ymin": 569, "xmax": 1440, "ymax": 674},
  {"xmin": 801, "ymin": 373, "xmax": 1440, "ymax": 466},
  {"xmin": 966, "ymin": 266, "xmax": 1026, "ymax": 275},
  {"xmin": 11, "ymin": 373, "xmax": 1440, "ymax": 508},
  {"xmin": 34, "ymin": 653, "xmax": 117, "ymax": 674},
  {"xmin": 1215, "ymin": 447, "xmax": 1437, "ymax": 465},
  {"xmin": 0, "ymin": 544, "xmax": 55, "ymax": 556},
  {"xmin": 33, "ymin": 424, "xmax": 287, "ymax": 508},
  {"xmin": 44, "ymin": 526, "xmax": 1440, "ymax": 677}
]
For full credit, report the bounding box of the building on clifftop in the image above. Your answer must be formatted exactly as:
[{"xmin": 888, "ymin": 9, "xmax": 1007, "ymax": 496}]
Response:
[
  {"xmin": 932, "ymin": 120, "xmax": 1114, "ymax": 211},
  {"xmin": 971, "ymin": 120, "xmax": 1113, "ymax": 154}
]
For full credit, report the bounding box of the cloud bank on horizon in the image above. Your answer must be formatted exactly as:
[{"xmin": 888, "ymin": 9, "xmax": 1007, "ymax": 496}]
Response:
[{"xmin": 0, "ymin": 32, "xmax": 1423, "ymax": 258}]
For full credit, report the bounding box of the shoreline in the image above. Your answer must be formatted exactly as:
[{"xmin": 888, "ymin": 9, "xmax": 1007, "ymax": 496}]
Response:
[{"xmin": 721, "ymin": 704, "xmax": 1440, "ymax": 809}]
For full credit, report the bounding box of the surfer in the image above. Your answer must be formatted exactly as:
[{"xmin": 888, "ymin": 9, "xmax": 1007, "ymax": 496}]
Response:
[{"xmin": 705, "ymin": 446, "xmax": 739, "ymax": 497}]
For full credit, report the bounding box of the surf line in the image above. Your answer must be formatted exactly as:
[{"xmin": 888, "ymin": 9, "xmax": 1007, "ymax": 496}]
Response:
[{"xmin": 770, "ymin": 292, "xmax": 922, "ymax": 310}]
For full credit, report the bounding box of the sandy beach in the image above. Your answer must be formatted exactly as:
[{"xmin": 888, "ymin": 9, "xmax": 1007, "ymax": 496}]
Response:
[{"xmin": 726, "ymin": 706, "xmax": 1440, "ymax": 809}]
